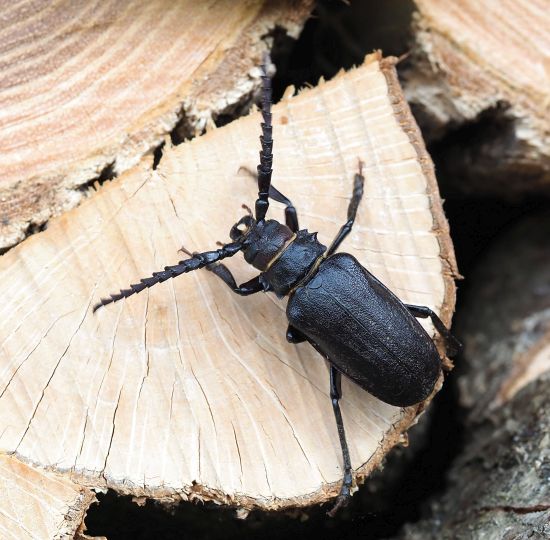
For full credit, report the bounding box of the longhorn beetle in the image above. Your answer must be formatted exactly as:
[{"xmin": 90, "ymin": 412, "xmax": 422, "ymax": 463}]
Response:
[{"xmin": 94, "ymin": 56, "xmax": 460, "ymax": 515}]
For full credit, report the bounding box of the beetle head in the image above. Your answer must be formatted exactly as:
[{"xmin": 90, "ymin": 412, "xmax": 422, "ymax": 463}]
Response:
[{"xmin": 239, "ymin": 219, "xmax": 293, "ymax": 271}]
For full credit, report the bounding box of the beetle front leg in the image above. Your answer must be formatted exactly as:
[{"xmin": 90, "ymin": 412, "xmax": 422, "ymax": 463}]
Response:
[
  {"xmin": 327, "ymin": 366, "xmax": 353, "ymax": 517},
  {"xmin": 204, "ymin": 262, "xmax": 267, "ymax": 296},
  {"xmin": 326, "ymin": 162, "xmax": 365, "ymax": 256},
  {"xmin": 239, "ymin": 166, "xmax": 299, "ymax": 232},
  {"xmin": 268, "ymin": 185, "xmax": 299, "ymax": 232},
  {"xmin": 405, "ymin": 304, "xmax": 462, "ymax": 357},
  {"xmin": 179, "ymin": 246, "xmax": 267, "ymax": 296}
]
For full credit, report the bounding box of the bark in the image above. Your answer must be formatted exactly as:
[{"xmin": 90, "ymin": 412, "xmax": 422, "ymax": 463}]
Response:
[
  {"xmin": 0, "ymin": 54, "xmax": 457, "ymax": 520},
  {"xmin": 404, "ymin": 0, "xmax": 550, "ymax": 197},
  {"xmin": 0, "ymin": 0, "xmax": 314, "ymax": 251},
  {"xmin": 397, "ymin": 212, "xmax": 550, "ymax": 539}
]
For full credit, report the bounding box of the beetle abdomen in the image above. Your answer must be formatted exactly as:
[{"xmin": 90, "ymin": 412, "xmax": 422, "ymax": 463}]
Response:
[{"xmin": 286, "ymin": 253, "xmax": 441, "ymax": 406}]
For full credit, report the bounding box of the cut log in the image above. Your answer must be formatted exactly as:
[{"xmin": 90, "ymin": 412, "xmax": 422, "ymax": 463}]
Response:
[
  {"xmin": 396, "ymin": 213, "xmax": 550, "ymax": 539},
  {"xmin": 0, "ymin": 454, "xmax": 95, "ymax": 539},
  {"xmin": 405, "ymin": 0, "xmax": 550, "ymax": 197},
  {"xmin": 0, "ymin": 0, "xmax": 313, "ymax": 251},
  {"xmin": 0, "ymin": 53, "xmax": 457, "ymax": 516}
]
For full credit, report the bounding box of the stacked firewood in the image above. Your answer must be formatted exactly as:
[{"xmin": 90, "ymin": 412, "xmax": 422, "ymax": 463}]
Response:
[{"xmin": 0, "ymin": 1, "xmax": 547, "ymax": 538}]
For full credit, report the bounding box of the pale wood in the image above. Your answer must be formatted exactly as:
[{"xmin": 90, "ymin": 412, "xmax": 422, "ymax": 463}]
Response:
[
  {"xmin": 0, "ymin": 54, "xmax": 457, "ymax": 513},
  {"xmin": 0, "ymin": 0, "xmax": 313, "ymax": 251},
  {"xmin": 406, "ymin": 0, "xmax": 550, "ymax": 195},
  {"xmin": 0, "ymin": 454, "xmax": 95, "ymax": 540}
]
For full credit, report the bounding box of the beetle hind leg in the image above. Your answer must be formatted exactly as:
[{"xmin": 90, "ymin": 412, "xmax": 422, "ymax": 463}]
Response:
[
  {"xmin": 327, "ymin": 366, "xmax": 353, "ymax": 517},
  {"xmin": 406, "ymin": 304, "xmax": 462, "ymax": 357}
]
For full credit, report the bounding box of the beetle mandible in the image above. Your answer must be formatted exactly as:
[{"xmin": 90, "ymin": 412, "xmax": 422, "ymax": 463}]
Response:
[{"xmin": 94, "ymin": 56, "xmax": 460, "ymax": 515}]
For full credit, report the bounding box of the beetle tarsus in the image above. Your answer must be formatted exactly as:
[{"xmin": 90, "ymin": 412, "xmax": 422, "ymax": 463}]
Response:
[{"xmin": 327, "ymin": 489, "xmax": 351, "ymax": 518}]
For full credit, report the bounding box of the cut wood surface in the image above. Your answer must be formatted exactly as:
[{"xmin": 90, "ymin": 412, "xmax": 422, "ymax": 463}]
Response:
[
  {"xmin": 406, "ymin": 0, "xmax": 550, "ymax": 196},
  {"xmin": 0, "ymin": 454, "xmax": 95, "ymax": 540},
  {"xmin": 0, "ymin": 54, "xmax": 457, "ymax": 513},
  {"xmin": 397, "ymin": 213, "xmax": 550, "ymax": 539},
  {"xmin": 0, "ymin": 0, "xmax": 313, "ymax": 251}
]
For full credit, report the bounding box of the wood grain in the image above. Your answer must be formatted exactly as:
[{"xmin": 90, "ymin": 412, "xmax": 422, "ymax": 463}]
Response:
[
  {"xmin": 0, "ymin": 54, "xmax": 457, "ymax": 511},
  {"xmin": 406, "ymin": 0, "xmax": 550, "ymax": 195},
  {"xmin": 0, "ymin": 454, "xmax": 95, "ymax": 539},
  {"xmin": 0, "ymin": 0, "xmax": 313, "ymax": 250}
]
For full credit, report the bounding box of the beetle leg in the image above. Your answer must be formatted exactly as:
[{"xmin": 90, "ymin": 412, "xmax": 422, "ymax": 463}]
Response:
[
  {"xmin": 239, "ymin": 166, "xmax": 299, "ymax": 232},
  {"xmin": 204, "ymin": 262, "xmax": 267, "ymax": 296},
  {"xmin": 268, "ymin": 185, "xmax": 299, "ymax": 232},
  {"xmin": 178, "ymin": 246, "xmax": 267, "ymax": 296},
  {"xmin": 327, "ymin": 366, "xmax": 353, "ymax": 517},
  {"xmin": 286, "ymin": 324, "xmax": 307, "ymax": 343},
  {"xmin": 405, "ymin": 304, "xmax": 462, "ymax": 357},
  {"xmin": 326, "ymin": 162, "xmax": 365, "ymax": 256}
]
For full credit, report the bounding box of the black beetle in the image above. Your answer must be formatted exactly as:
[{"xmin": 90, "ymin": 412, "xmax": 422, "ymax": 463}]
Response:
[{"xmin": 94, "ymin": 57, "xmax": 460, "ymax": 514}]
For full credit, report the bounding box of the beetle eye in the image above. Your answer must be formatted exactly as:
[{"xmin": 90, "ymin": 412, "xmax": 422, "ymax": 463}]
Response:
[
  {"xmin": 231, "ymin": 215, "xmax": 255, "ymax": 239},
  {"xmin": 230, "ymin": 215, "xmax": 254, "ymax": 241}
]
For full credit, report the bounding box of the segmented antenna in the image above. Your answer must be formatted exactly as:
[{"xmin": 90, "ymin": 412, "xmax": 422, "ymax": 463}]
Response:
[
  {"xmin": 254, "ymin": 53, "xmax": 273, "ymax": 222},
  {"xmin": 93, "ymin": 242, "xmax": 243, "ymax": 312}
]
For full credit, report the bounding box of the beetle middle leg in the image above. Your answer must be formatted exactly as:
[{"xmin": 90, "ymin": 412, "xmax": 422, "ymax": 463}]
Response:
[
  {"xmin": 326, "ymin": 162, "xmax": 365, "ymax": 256},
  {"xmin": 406, "ymin": 304, "xmax": 462, "ymax": 356},
  {"xmin": 327, "ymin": 365, "xmax": 353, "ymax": 517}
]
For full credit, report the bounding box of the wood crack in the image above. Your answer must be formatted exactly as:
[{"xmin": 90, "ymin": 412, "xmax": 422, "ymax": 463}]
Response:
[{"xmin": 14, "ymin": 300, "xmax": 91, "ymax": 453}]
